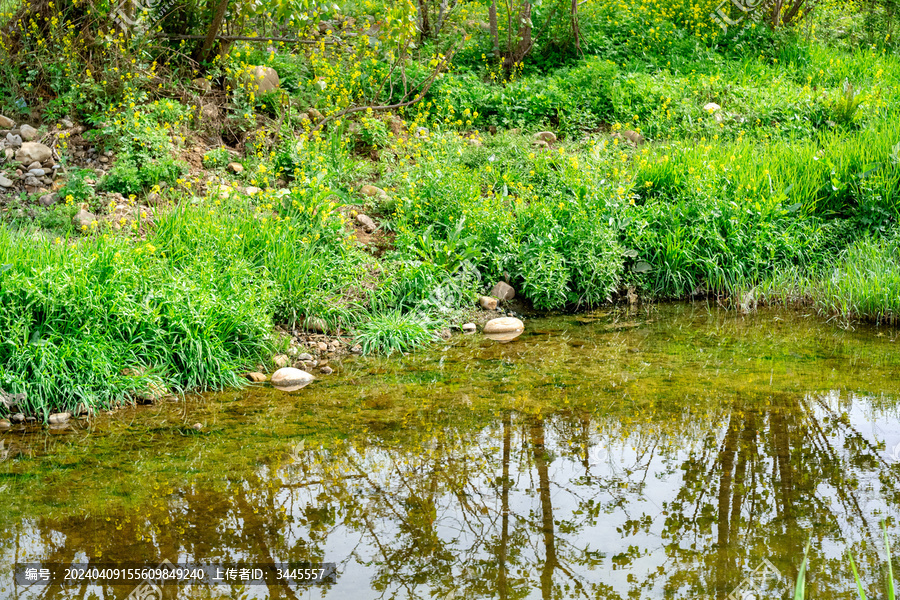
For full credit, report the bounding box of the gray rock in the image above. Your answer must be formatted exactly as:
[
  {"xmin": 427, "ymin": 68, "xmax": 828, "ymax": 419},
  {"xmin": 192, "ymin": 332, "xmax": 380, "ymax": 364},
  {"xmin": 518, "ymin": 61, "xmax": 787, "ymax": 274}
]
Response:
[
  {"xmin": 356, "ymin": 213, "xmax": 377, "ymax": 232},
  {"xmin": 0, "ymin": 175, "xmax": 13, "ymax": 188},
  {"xmin": 491, "ymin": 281, "xmax": 516, "ymax": 301},
  {"xmin": 16, "ymin": 142, "xmax": 52, "ymax": 164},
  {"xmin": 19, "ymin": 124, "xmax": 38, "ymax": 141},
  {"xmin": 350, "ymin": 344, "xmax": 363, "ymax": 354},
  {"xmin": 320, "ymin": 366, "xmax": 333, "ymax": 375},
  {"xmin": 28, "ymin": 168, "xmax": 46, "ymax": 177},
  {"xmin": 24, "ymin": 176, "xmax": 41, "ymax": 188},
  {"xmin": 48, "ymin": 412, "xmax": 71, "ymax": 425},
  {"xmin": 0, "ymin": 114, "xmax": 14, "ymax": 128},
  {"xmin": 479, "ymin": 295, "xmax": 498, "ymax": 310},
  {"xmin": 74, "ymin": 209, "xmax": 97, "ymax": 229},
  {"xmin": 6, "ymin": 133, "xmax": 22, "ymax": 147},
  {"xmin": 192, "ymin": 77, "xmax": 213, "ymax": 93},
  {"xmin": 59, "ymin": 118, "xmax": 74, "ymax": 129},
  {"xmin": 360, "ymin": 184, "xmax": 387, "ymax": 199},
  {"xmin": 9, "ymin": 413, "xmax": 25, "ymax": 424},
  {"xmin": 271, "ymin": 367, "xmax": 315, "ymax": 391},
  {"xmin": 39, "ymin": 193, "xmax": 58, "ymax": 206},
  {"xmin": 297, "ymin": 353, "xmax": 314, "ymax": 362},
  {"xmin": 305, "ymin": 317, "xmax": 327, "ymax": 333}
]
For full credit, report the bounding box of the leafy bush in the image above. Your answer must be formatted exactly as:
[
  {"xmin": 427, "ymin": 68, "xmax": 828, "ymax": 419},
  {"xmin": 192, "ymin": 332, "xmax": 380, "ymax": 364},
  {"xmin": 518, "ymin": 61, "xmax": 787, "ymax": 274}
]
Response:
[{"xmin": 202, "ymin": 147, "xmax": 231, "ymax": 169}]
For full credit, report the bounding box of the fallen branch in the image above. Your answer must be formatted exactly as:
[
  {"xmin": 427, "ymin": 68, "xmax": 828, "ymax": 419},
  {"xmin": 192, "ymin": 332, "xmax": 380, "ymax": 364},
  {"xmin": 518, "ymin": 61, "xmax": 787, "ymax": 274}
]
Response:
[
  {"xmin": 159, "ymin": 34, "xmax": 338, "ymax": 45},
  {"xmin": 310, "ymin": 48, "xmax": 457, "ymax": 133}
]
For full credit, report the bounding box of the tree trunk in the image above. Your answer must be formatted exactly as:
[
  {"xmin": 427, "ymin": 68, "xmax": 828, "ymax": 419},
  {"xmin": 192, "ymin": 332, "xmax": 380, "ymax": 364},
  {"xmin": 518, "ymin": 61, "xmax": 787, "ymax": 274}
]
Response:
[
  {"xmin": 489, "ymin": 0, "xmax": 499, "ymax": 55},
  {"xmin": 195, "ymin": 0, "xmax": 230, "ymax": 63}
]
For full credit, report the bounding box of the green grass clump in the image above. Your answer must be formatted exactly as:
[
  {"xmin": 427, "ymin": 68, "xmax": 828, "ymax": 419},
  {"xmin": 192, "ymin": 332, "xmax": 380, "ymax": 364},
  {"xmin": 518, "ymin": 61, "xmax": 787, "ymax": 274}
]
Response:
[
  {"xmin": 0, "ymin": 227, "xmax": 275, "ymax": 418},
  {"xmin": 354, "ymin": 311, "xmax": 437, "ymax": 356},
  {"xmin": 815, "ymin": 233, "xmax": 900, "ymax": 325}
]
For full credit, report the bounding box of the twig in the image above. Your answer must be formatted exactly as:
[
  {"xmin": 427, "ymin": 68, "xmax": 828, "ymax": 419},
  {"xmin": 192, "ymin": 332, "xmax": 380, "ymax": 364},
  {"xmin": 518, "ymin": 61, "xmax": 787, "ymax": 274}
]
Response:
[
  {"xmin": 310, "ymin": 48, "xmax": 456, "ymax": 133},
  {"xmin": 158, "ymin": 34, "xmax": 337, "ymax": 45}
]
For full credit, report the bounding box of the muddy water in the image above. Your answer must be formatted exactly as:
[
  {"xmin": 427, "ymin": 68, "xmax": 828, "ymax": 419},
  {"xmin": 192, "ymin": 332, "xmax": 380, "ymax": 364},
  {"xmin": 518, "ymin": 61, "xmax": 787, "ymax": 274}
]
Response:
[{"xmin": 3, "ymin": 303, "xmax": 900, "ymax": 599}]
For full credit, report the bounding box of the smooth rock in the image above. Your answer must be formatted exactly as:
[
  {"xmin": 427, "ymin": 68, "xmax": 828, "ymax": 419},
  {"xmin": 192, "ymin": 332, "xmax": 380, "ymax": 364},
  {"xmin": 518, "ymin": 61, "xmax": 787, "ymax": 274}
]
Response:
[
  {"xmin": 0, "ymin": 419, "xmax": 10, "ymax": 429},
  {"xmin": 29, "ymin": 168, "xmax": 46, "ymax": 177},
  {"xmin": 74, "ymin": 209, "xmax": 97, "ymax": 229},
  {"xmin": 48, "ymin": 412, "xmax": 71, "ymax": 425},
  {"xmin": 491, "ymin": 281, "xmax": 516, "ymax": 301},
  {"xmin": 356, "ymin": 213, "xmax": 377, "ymax": 232},
  {"xmin": 242, "ymin": 65, "xmax": 280, "ymax": 94},
  {"xmin": 193, "ymin": 77, "xmax": 213, "ymax": 92},
  {"xmin": 462, "ymin": 322, "xmax": 477, "ymax": 333},
  {"xmin": 9, "ymin": 413, "xmax": 25, "ymax": 424},
  {"xmin": 703, "ymin": 102, "xmax": 721, "ymax": 113},
  {"xmin": 27, "ymin": 161, "xmax": 41, "ymax": 170},
  {"xmin": 39, "ymin": 193, "xmax": 58, "ymax": 206},
  {"xmin": 59, "ymin": 118, "xmax": 74, "ymax": 129},
  {"xmin": 320, "ymin": 365, "xmax": 333, "ymax": 375},
  {"xmin": 19, "ymin": 124, "xmax": 38, "ymax": 141},
  {"xmin": 273, "ymin": 354, "xmax": 290, "ymax": 368},
  {"xmin": 16, "ymin": 142, "xmax": 52, "ymax": 164},
  {"xmin": 479, "ymin": 295, "xmax": 498, "ymax": 310},
  {"xmin": 618, "ymin": 130, "xmax": 645, "ymax": 145},
  {"xmin": 483, "ymin": 317, "xmax": 525, "ymax": 342},
  {"xmin": 0, "ymin": 175, "xmax": 13, "ymax": 188},
  {"xmin": 484, "ymin": 316, "xmax": 525, "ymax": 334},
  {"xmin": 297, "ymin": 353, "xmax": 314, "ymax": 362},
  {"xmin": 245, "ymin": 371, "xmax": 267, "ymax": 382},
  {"xmin": 227, "ymin": 162, "xmax": 243, "ymax": 174},
  {"xmin": 3, "ymin": 148, "xmax": 14, "ymax": 161},
  {"xmin": 24, "ymin": 176, "xmax": 40, "ymax": 188},
  {"xmin": 192, "ymin": 422, "xmax": 203, "ymax": 430},
  {"xmin": 360, "ymin": 184, "xmax": 387, "ymax": 198},
  {"xmin": 270, "ymin": 367, "xmax": 315, "ymax": 391},
  {"xmin": 533, "ymin": 131, "xmax": 557, "ymax": 143},
  {"xmin": 305, "ymin": 317, "xmax": 327, "ymax": 333},
  {"xmin": 99, "ymin": 156, "xmax": 109, "ymax": 163},
  {"xmin": 317, "ymin": 341, "xmax": 328, "ymax": 352},
  {"xmin": 0, "ymin": 114, "xmax": 14, "ymax": 128},
  {"xmin": 6, "ymin": 133, "xmax": 22, "ymax": 147}
]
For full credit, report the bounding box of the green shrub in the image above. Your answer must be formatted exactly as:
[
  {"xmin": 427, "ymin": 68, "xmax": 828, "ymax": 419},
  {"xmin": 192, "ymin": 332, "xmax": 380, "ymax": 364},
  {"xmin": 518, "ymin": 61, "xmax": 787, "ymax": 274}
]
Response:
[{"xmin": 202, "ymin": 147, "xmax": 231, "ymax": 169}]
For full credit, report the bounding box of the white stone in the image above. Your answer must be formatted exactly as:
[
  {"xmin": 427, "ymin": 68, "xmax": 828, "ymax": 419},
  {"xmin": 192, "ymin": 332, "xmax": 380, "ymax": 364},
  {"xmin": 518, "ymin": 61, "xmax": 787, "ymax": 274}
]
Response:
[{"xmin": 271, "ymin": 367, "xmax": 315, "ymax": 391}]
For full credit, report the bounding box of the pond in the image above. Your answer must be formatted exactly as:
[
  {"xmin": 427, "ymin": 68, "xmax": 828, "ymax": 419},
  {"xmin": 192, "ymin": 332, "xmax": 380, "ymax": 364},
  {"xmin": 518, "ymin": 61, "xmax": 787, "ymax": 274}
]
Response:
[{"xmin": 3, "ymin": 303, "xmax": 900, "ymax": 599}]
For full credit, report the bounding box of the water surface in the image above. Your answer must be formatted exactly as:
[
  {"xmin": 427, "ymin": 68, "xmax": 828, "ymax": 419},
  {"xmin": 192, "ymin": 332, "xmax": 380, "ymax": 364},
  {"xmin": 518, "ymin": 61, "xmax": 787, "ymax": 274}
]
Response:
[{"xmin": 3, "ymin": 303, "xmax": 900, "ymax": 599}]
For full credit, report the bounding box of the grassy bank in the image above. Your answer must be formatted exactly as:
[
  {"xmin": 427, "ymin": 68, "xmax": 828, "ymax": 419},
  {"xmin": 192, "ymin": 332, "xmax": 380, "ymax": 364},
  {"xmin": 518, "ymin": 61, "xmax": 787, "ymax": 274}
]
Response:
[{"xmin": 1, "ymin": 0, "xmax": 899, "ymax": 419}]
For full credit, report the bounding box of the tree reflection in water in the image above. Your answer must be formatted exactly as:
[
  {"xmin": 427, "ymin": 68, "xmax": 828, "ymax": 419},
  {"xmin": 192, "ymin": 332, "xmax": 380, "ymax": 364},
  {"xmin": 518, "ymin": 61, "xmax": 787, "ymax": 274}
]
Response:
[{"xmin": 3, "ymin": 388, "xmax": 900, "ymax": 600}]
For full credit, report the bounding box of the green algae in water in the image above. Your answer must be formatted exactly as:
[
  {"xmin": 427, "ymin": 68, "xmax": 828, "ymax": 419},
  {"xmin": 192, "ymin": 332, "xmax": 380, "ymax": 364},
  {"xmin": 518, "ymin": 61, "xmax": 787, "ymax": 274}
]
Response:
[{"xmin": 3, "ymin": 304, "xmax": 900, "ymax": 599}]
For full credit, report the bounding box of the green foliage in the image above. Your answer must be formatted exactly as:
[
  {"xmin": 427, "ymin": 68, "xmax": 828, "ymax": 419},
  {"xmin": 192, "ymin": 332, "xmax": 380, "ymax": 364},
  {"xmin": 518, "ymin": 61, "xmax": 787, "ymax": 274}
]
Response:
[
  {"xmin": 354, "ymin": 310, "xmax": 436, "ymax": 356},
  {"xmin": 202, "ymin": 147, "xmax": 231, "ymax": 169},
  {"xmin": 58, "ymin": 168, "xmax": 96, "ymax": 205},
  {"xmin": 0, "ymin": 227, "xmax": 275, "ymax": 419}
]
